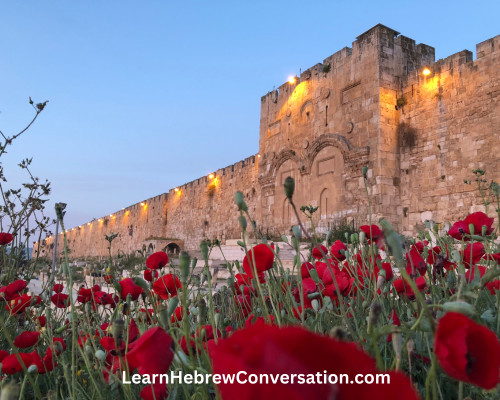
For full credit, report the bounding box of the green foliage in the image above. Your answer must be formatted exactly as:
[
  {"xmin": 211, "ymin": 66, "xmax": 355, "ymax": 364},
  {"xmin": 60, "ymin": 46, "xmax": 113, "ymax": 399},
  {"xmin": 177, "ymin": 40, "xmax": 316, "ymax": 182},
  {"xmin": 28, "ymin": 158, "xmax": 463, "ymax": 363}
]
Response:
[{"xmin": 326, "ymin": 220, "xmax": 357, "ymax": 247}]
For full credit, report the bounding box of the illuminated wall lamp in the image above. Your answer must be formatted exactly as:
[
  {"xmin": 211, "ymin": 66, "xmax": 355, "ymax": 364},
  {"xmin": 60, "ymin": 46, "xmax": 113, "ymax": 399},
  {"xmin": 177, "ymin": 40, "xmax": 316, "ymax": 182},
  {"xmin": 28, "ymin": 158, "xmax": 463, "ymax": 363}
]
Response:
[
  {"xmin": 422, "ymin": 66, "xmax": 432, "ymax": 76},
  {"xmin": 208, "ymin": 174, "xmax": 214, "ymax": 179},
  {"xmin": 174, "ymin": 188, "xmax": 179, "ymax": 192},
  {"xmin": 288, "ymin": 76, "xmax": 295, "ymax": 84}
]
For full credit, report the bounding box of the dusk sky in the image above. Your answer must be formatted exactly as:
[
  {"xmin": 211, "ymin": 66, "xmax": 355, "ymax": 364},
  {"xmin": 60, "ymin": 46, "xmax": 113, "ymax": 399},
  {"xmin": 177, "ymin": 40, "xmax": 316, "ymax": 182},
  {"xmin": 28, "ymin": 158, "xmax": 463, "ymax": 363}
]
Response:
[{"xmin": 1, "ymin": 1, "xmax": 499, "ymax": 242}]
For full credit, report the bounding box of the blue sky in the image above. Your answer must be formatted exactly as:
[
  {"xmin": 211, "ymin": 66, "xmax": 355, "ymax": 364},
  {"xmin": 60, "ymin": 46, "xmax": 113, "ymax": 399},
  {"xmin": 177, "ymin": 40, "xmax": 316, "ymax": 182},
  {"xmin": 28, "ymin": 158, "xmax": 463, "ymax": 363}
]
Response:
[{"xmin": 1, "ymin": 1, "xmax": 499, "ymax": 240}]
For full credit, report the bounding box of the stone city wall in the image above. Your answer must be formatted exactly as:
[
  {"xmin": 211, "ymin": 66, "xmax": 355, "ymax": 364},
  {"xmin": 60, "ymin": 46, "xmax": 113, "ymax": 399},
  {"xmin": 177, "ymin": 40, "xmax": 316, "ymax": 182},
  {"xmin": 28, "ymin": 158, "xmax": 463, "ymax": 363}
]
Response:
[{"xmin": 34, "ymin": 25, "xmax": 500, "ymax": 260}]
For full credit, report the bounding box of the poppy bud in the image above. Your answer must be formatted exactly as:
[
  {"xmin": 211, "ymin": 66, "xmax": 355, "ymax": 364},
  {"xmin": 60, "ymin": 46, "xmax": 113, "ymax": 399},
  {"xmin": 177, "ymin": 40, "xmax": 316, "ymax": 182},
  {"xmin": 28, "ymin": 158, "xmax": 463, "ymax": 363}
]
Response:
[
  {"xmin": 0, "ymin": 381, "xmax": 20, "ymax": 400},
  {"xmin": 221, "ymin": 285, "xmax": 227, "ymax": 293},
  {"xmin": 291, "ymin": 237, "xmax": 299, "ymax": 251},
  {"xmin": 179, "ymin": 251, "xmax": 191, "ymax": 283},
  {"xmin": 284, "ymin": 177, "xmax": 295, "ymax": 199},
  {"xmin": 362, "ymin": 301, "xmax": 368, "ymax": 309},
  {"xmin": 292, "ymin": 225, "xmax": 302, "ymax": 240},
  {"xmin": 450, "ymin": 250, "xmax": 461, "ymax": 263},
  {"xmin": 197, "ymin": 299, "xmax": 207, "ymax": 320},
  {"xmin": 239, "ymin": 216, "xmax": 247, "ymax": 230},
  {"xmin": 28, "ymin": 364, "xmax": 38, "ymax": 374},
  {"xmin": 406, "ymin": 338, "xmax": 415, "ymax": 353},
  {"xmin": 482, "ymin": 225, "xmax": 488, "ymax": 236},
  {"xmin": 468, "ymin": 223, "xmax": 475, "ymax": 235},
  {"xmin": 215, "ymin": 313, "xmax": 221, "ymax": 325},
  {"xmin": 112, "ymin": 319, "xmax": 125, "ymax": 340},
  {"xmin": 442, "ymin": 301, "xmax": 476, "ymax": 317},
  {"xmin": 311, "ymin": 299, "xmax": 319, "ymax": 312},
  {"xmin": 329, "ymin": 326, "xmax": 346, "ymax": 341},
  {"xmin": 309, "ymin": 269, "xmax": 320, "ymax": 283},
  {"xmin": 369, "ymin": 302, "xmax": 383, "ymax": 326},
  {"xmin": 281, "ymin": 309, "xmax": 286, "ymax": 318},
  {"xmin": 53, "ymin": 341, "xmax": 64, "ymax": 354},
  {"xmin": 190, "ymin": 307, "xmax": 199, "ymax": 315},
  {"xmin": 376, "ymin": 274, "xmax": 385, "ymax": 290},
  {"xmin": 226, "ymin": 277, "xmax": 234, "ymax": 288},
  {"xmin": 306, "ymin": 292, "xmax": 320, "ymax": 300},
  {"xmin": 167, "ymin": 297, "xmax": 179, "ymax": 316},
  {"xmin": 85, "ymin": 345, "xmax": 92, "ymax": 355},
  {"xmin": 234, "ymin": 191, "xmax": 248, "ymax": 212},
  {"xmin": 362, "ymin": 166, "xmax": 368, "ymax": 177},
  {"xmin": 200, "ymin": 240, "xmax": 209, "ymax": 261},
  {"xmin": 358, "ymin": 232, "xmax": 365, "ymax": 243}
]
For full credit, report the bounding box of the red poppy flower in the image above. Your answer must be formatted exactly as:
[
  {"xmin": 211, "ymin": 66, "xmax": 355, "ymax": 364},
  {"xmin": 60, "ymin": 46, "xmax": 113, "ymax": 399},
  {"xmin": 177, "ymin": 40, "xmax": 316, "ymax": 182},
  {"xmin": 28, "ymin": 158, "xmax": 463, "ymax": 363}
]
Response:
[
  {"xmin": 386, "ymin": 309, "xmax": 401, "ymax": 343},
  {"xmin": 462, "ymin": 242, "xmax": 485, "ymax": 269},
  {"xmin": 234, "ymin": 294, "xmax": 252, "ymax": 317},
  {"xmin": 300, "ymin": 262, "xmax": 314, "ymax": 279},
  {"xmin": 427, "ymin": 245, "xmax": 456, "ymax": 271},
  {"xmin": 30, "ymin": 351, "xmax": 56, "ymax": 374},
  {"xmin": 104, "ymin": 274, "xmax": 114, "ymax": 284},
  {"xmin": 245, "ymin": 314, "xmax": 275, "ymax": 327},
  {"xmin": 312, "ymin": 244, "xmax": 328, "ymax": 260},
  {"xmin": 6, "ymin": 279, "xmax": 27, "ymax": 295},
  {"xmin": 405, "ymin": 245, "xmax": 427, "ymax": 276},
  {"xmin": 171, "ymin": 306, "xmax": 185, "ymax": 325},
  {"xmin": 7, "ymin": 294, "xmax": 40, "ymax": 315},
  {"xmin": 53, "ymin": 337, "xmax": 67, "ymax": 353},
  {"xmin": 0, "ymin": 349, "xmax": 8, "ymax": 362},
  {"xmin": 1, "ymin": 352, "xmax": 32, "ymax": 375},
  {"xmin": 486, "ymin": 280, "xmax": 500, "ymax": 295},
  {"xmin": 35, "ymin": 315, "xmax": 46, "ymax": 328},
  {"xmin": 0, "ymin": 232, "xmax": 13, "ymax": 245},
  {"xmin": 208, "ymin": 324, "xmax": 419, "ymax": 400},
  {"xmin": 53, "ymin": 283, "xmax": 64, "ymax": 293},
  {"xmin": 435, "ymin": 312, "xmax": 500, "ymax": 389},
  {"xmin": 152, "ymin": 274, "xmax": 182, "ymax": 300},
  {"xmin": 42, "ymin": 348, "xmax": 58, "ymax": 372},
  {"xmin": 393, "ymin": 276, "xmax": 427, "ymax": 300},
  {"xmin": 330, "ymin": 240, "xmax": 347, "ymax": 261},
  {"xmin": 360, "ymin": 225, "xmax": 385, "ymax": 249},
  {"xmin": 144, "ymin": 268, "xmax": 158, "ymax": 282},
  {"xmin": 51, "ymin": 293, "xmax": 69, "ymax": 308},
  {"xmin": 100, "ymin": 336, "xmax": 126, "ymax": 353},
  {"xmin": 118, "ymin": 278, "xmax": 144, "ymax": 301},
  {"xmin": 464, "ymin": 265, "xmax": 487, "ymax": 283},
  {"xmin": 449, "ymin": 212, "xmax": 494, "ymax": 240},
  {"xmin": 13, "ymin": 331, "xmax": 40, "ymax": 348},
  {"xmin": 126, "ymin": 327, "xmax": 174, "ymax": 376},
  {"xmin": 242, "ymin": 244, "xmax": 275, "ymax": 278},
  {"xmin": 376, "ymin": 262, "xmax": 394, "ymax": 281},
  {"xmin": 146, "ymin": 251, "xmax": 169, "ymax": 270},
  {"xmin": 179, "ymin": 334, "xmax": 196, "ymax": 355}
]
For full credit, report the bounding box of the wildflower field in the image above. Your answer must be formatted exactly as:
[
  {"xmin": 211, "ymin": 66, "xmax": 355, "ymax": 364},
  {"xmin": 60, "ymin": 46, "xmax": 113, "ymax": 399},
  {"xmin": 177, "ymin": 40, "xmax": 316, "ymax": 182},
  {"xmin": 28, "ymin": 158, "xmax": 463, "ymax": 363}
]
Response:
[{"xmin": 1, "ymin": 102, "xmax": 500, "ymax": 400}]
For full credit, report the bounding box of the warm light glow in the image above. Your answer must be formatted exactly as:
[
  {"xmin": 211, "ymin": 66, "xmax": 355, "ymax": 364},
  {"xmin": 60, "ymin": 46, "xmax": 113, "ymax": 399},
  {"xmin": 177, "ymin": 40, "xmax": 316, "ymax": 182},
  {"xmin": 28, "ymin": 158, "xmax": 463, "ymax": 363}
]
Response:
[
  {"xmin": 98, "ymin": 219, "xmax": 102, "ymax": 222},
  {"xmin": 122, "ymin": 208, "xmax": 124, "ymax": 210},
  {"xmin": 141, "ymin": 202, "xmax": 145, "ymax": 206},
  {"xmin": 174, "ymin": 188, "xmax": 179, "ymax": 192},
  {"xmin": 79, "ymin": 225, "xmax": 82, "ymax": 228},
  {"xmin": 87, "ymin": 223, "xmax": 90, "ymax": 226},
  {"xmin": 258, "ymin": 154, "xmax": 261, "ymax": 158},
  {"xmin": 208, "ymin": 174, "xmax": 214, "ymax": 179},
  {"xmin": 110, "ymin": 214, "xmax": 113, "ymax": 218},
  {"xmin": 423, "ymin": 67, "xmax": 431, "ymax": 76},
  {"xmin": 288, "ymin": 76, "xmax": 295, "ymax": 84}
]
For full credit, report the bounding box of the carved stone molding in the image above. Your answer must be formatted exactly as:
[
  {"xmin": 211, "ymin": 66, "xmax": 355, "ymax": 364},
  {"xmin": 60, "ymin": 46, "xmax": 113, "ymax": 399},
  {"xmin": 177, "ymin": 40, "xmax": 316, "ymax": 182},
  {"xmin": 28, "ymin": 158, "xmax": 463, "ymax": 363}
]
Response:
[{"xmin": 258, "ymin": 133, "xmax": 370, "ymax": 191}]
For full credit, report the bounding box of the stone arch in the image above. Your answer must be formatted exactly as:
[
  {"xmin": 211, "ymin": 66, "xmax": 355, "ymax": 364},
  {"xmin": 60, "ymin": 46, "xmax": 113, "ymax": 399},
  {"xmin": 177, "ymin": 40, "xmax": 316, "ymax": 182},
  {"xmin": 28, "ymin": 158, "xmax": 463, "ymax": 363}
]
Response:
[
  {"xmin": 320, "ymin": 188, "xmax": 331, "ymax": 219},
  {"xmin": 300, "ymin": 100, "xmax": 314, "ymax": 123},
  {"xmin": 304, "ymin": 133, "xmax": 370, "ymax": 173},
  {"xmin": 267, "ymin": 149, "xmax": 306, "ymax": 182},
  {"xmin": 165, "ymin": 242, "xmax": 181, "ymax": 255},
  {"xmin": 147, "ymin": 244, "xmax": 154, "ymax": 255}
]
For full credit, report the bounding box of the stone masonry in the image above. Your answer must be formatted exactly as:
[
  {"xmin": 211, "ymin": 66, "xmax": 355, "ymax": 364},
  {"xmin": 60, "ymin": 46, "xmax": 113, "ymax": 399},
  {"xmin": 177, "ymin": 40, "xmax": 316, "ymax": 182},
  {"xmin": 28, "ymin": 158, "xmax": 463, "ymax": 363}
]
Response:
[{"xmin": 34, "ymin": 24, "xmax": 500, "ymax": 259}]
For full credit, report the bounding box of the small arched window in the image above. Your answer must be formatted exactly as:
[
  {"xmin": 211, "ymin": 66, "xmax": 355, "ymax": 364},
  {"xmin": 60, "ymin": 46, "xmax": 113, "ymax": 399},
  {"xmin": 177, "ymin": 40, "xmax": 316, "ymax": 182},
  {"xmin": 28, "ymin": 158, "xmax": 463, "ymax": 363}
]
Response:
[{"xmin": 320, "ymin": 188, "xmax": 331, "ymax": 219}]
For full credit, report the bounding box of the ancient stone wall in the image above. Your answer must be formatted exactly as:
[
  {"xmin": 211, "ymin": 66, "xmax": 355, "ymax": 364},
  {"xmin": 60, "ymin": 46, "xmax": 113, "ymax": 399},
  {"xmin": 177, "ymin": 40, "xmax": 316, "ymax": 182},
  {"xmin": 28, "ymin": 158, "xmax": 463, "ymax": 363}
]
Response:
[
  {"xmin": 397, "ymin": 35, "xmax": 500, "ymax": 235},
  {"xmin": 34, "ymin": 25, "xmax": 500, "ymax": 260}
]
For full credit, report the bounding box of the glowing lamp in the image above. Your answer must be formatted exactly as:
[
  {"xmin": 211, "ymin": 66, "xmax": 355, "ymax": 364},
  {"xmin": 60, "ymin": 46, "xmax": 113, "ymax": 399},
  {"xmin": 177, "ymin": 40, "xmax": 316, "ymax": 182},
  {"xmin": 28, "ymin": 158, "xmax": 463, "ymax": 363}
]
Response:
[
  {"xmin": 288, "ymin": 76, "xmax": 295, "ymax": 84},
  {"xmin": 110, "ymin": 214, "xmax": 113, "ymax": 217},
  {"xmin": 87, "ymin": 223, "xmax": 90, "ymax": 226},
  {"xmin": 422, "ymin": 67, "xmax": 431, "ymax": 76},
  {"xmin": 209, "ymin": 174, "xmax": 214, "ymax": 179},
  {"xmin": 98, "ymin": 219, "xmax": 102, "ymax": 222},
  {"xmin": 174, "ymin": 188, "xmax": 179, "ymax": 192},
  {"xmin": 258, "ymin": 154, "xmax": 261, "ymax": 158}
]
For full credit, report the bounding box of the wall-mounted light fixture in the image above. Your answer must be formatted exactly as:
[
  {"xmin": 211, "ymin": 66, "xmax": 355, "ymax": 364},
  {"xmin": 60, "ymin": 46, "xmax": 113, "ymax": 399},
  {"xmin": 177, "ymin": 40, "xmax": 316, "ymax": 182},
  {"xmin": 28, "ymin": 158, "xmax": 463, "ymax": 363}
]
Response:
[
  {"xmin": 422, "ymin": 66, "xmax": 432, "ymax": 76},
  {"xmin": 288, "ymin": 76, "xmax": 295, "ymax": 84},
  {"xmin": 208, "ymin": 174, "xmax": 214, "ymax": 179}
]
